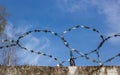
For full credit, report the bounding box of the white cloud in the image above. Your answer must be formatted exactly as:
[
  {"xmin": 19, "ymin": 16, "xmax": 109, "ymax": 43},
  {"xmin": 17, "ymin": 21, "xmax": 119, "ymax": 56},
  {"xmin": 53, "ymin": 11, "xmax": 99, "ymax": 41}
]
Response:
[
  {"xmin": 57, "ymin": 0, "xmax": 120, "ymax": 33},
  {"xmin": 57, "ymin": 0, "xmax": 90, "ymax": 13},
  {"xmin": 5, "ymin": 22, "xmax": 33, "ymax": 39},
  {"xmin": 89, "ymin": 0, "xmax": 120, "ymax": 43},
  {"xmin": 90, "ymin": 0, "xmax": 120, "ymax": 33},
  {"xmin": 24, "ymin": 35, "xmax": 50, "ymax": 51}
]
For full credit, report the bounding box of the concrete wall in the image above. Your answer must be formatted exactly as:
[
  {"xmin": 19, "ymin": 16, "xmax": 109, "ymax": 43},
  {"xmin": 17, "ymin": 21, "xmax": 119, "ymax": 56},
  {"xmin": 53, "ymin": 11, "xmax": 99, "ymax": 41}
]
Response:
[{"xmin": 0, "ymin": 66, "xmax": 120, "ymax": 75}]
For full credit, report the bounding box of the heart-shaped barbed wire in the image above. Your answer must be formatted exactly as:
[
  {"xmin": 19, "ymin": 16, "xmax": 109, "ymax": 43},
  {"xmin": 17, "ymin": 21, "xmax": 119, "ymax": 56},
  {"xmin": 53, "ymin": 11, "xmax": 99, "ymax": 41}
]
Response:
[
  {"xmin": 0, "ymin": 25, "xmax": 120, "ymax": 66},
  {"xmin": 60, "ymin": 25, "xmax": 104, "ymax": 66}
]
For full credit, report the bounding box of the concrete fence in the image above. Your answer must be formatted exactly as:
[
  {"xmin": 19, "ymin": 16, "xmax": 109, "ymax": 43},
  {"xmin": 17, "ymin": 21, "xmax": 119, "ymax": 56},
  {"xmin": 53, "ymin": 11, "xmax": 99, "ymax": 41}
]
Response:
[{"xmin": 0, "ymin": 66, "xmax": 120, "ymax": 75}]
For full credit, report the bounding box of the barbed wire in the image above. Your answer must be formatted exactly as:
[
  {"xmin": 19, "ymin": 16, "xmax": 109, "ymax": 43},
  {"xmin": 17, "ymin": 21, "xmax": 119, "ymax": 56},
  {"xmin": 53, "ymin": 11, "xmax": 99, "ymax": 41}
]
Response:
[
  {"xmin": 61, "ymin": 25, "xmax": 105, "ymax": 65},
  {"xmin": 0, "ymin": 25, "xmax": 120, "ymax": 67}
]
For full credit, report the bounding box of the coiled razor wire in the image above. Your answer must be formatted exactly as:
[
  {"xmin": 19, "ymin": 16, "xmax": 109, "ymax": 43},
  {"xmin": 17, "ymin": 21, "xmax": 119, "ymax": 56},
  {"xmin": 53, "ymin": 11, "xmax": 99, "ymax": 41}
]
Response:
[{"xmin": 0, "ymin": 25, "xmax": 120, "ymax": 66}]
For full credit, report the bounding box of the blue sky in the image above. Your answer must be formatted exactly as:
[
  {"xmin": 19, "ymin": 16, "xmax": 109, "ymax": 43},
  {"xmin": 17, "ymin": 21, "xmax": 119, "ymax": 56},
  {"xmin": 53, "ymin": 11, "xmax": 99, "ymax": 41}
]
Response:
[{"xmin": 0, "ymin": 0, "xmax": 120, "ymax": 66}]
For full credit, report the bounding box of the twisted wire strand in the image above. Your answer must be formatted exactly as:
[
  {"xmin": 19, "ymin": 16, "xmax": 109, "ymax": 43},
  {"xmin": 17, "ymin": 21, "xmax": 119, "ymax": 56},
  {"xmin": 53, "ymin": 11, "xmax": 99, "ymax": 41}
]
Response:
[
  {"xmin": 103, "ymin": 53, "xmax": 120, "ymax": 65},
  {"xmin": 16, "ymin": 30, "xmax": 65, "ymax": 66},
  {"xmin": 0, "ymin": 25, "xmax": 120, "ymax": 66},
  {"xmin": 61, "ymin": 48, "xmax": 101, "ymax": 65},
  {"xmin": 62, "ymin": 25, "xmax": 104, "ymax": 65},
  {"xmin": 99, "ymin": 33, "xmax": 120, "ymax": 65},
  {"xmin": 0, "ymin": 39, "xmax": 17, "ymax": 49},
  {"xmin": 86, "ymin": 33, "xmax": 120, "ymax": 55},
  {"xmin": 76, "ymin": 33, "xmax": 120, "ymax": 66},
  {"xmin": 0, "ymin": 39, "xmax": 15, "ymax": 43},
  {"xmin": 84, "ymin": 33, "xmax": 120, "ymax": 66},
  {"xmin": 62, "ymin": 25, "xmax": 104, "ymax": 40}
]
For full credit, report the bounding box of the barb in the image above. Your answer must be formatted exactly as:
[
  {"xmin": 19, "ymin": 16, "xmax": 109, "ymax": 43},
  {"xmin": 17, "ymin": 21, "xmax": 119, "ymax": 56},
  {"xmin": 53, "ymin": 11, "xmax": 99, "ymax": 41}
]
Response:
[
  {"xmin": 0, "ymin": 39, "xmax": 17, "ymax": 49},
  {"xmin": 0, "ymin": 25, "xmax": 120, "ymax": 67}
]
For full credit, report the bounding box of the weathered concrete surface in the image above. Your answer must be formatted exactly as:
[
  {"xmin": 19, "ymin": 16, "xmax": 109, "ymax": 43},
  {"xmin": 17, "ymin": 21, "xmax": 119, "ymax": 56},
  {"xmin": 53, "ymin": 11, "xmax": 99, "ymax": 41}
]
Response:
[{"xmin": 0, "ymin": 66, "xmax": 120, "ymax": 75}]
